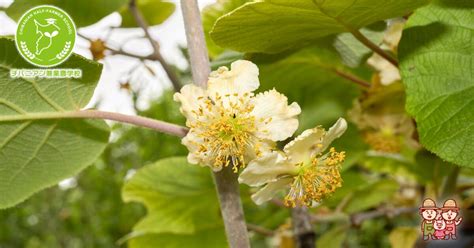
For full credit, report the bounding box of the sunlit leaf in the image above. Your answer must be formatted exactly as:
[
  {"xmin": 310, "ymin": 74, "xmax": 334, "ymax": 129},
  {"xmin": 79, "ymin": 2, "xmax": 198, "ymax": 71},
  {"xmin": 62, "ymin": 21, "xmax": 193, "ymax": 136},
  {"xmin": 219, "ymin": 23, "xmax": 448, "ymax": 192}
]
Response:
[
  {"xmin": 211, "ymin": 0, "xmax": 429, "ymax": 53},
  {"xmin": 399, "ymin": 0, "xmax": 474, "ymax": 167},
  {"xmin": 0, "ymin": 37, "xmax": 109, "ymax": 209},
  {"xmin": 202, "ymin": 0, "xmax": 250, "ymax": 58}
]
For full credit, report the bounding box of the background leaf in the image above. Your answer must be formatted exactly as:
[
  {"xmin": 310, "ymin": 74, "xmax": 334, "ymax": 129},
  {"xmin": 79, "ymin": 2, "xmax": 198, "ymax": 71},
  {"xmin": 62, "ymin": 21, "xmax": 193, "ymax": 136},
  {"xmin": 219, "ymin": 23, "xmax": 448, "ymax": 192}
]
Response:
[
  {"xmin": 388, "ymin": 227, "xmax": 418, "ymax": 248},
  {"xmin": 343, "ymin": 179, "xmax": 399, "ymax": 213},
  {"xmin": 334, "ymin": 22, "xmax": 386, "ymax": 68},
  {"xmin": 119, "ymin": 0, "xmax": 175, "ymax": 28},
  {"xmin": 0, "ymin": 37, "xmax": 109, "ymax": 209},
  {"xmin": 122, "ymin": 157, "xmax": 226, "ymax": 246},
  {"xmin": 399, "ymin": 0, "xmax": 474, "ymax": 167},
  {"xmin": 128, "ymin": 227, "xmax": 227, "ymax": 248},
  {"xmin": 210, "ymin": 0, "xmax": 429, "ymax": 53},
  {"xmin": 316, "ymin": 225, "xmax": 348, "ymax": 248},
  {"xmin": 6, "ymin": 0, "xmax": 128, "ymax": 27}
]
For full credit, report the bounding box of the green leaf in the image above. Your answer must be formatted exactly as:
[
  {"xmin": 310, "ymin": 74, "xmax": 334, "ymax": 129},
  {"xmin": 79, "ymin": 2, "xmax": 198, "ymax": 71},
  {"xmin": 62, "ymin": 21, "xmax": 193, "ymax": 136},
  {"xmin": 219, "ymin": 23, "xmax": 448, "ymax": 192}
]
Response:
[
  {"xmin": 128, "ymin": 227, "xmax": 228, "ymax": 248},
  {"xmin": 334, "ymin": 22, "xmax": 386, "ymax": 67},
  {"xmin": 399, "ymin": 0, "xmax": 474, "ymax": 167},
  {"xmin": 202, "ymin": 0, "xmax": 250, "ymax": 58},
  {"xmin": 316, "ymin": 225, "xmax": 348, "ymax": 248},
  {"xmin": 343, "ymin": 179, "xmax": 399, "ymax": 214},
  {"xmin": 251, "ymin": 38, "xmax": 363, "ymax": 128},
  {"xmin": 119, "ymin": 0, "xmax": 175, "ymax": 28},
  {"xmin": 122, "ymin": 157, "xmax": 225, "ymax": 244},
  {"xmin": 6, "ymin": 0, "xmax": 128, "ymax": 27},
  {"xmin": 388, "ymin": 227, "xmax": 419, "ymax": 248},
  {"xmin": 210, "ymin": 0, "xmax": 429, "ymax": 53},
  {"xmin": 0, "ymin": 37, "xmax": 109, "ymax": 209}
]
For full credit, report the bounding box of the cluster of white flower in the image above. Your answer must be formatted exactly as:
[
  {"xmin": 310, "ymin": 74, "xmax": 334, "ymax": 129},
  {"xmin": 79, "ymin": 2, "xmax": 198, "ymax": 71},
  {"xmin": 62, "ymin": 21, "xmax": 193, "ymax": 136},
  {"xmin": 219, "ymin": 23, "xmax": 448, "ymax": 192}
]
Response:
[{"xmin": 174, "ymin": 60, "xmax": 347, "ymax": 207}]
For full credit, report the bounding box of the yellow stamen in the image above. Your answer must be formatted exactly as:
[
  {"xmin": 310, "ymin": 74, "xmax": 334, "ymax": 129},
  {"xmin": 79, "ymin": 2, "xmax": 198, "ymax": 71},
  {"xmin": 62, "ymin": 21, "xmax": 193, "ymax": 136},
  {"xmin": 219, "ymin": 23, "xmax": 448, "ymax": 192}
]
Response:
[{"xmin": 284, "ymin": 147, "xmax": 345, "ymax": 207}]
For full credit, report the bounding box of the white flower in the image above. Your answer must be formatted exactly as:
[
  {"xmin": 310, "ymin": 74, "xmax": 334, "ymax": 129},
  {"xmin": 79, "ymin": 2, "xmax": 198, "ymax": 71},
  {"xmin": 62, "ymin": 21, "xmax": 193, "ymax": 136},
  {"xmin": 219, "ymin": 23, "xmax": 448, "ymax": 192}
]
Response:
[
  {"xmin": 239, "ymin": 118, "xmax": 347, "ymax": 207},
  {"xmin": 174, "ymin": 60, "xmax": 301, "ymax": 171}
]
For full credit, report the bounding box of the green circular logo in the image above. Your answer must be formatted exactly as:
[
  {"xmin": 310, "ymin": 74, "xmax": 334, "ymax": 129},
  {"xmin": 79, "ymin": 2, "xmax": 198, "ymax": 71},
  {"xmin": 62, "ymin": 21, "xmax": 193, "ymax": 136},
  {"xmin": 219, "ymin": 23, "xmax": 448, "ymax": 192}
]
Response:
[{"xmin": 15, "ymin": 5, "xmax": 76, "ymax": 67}]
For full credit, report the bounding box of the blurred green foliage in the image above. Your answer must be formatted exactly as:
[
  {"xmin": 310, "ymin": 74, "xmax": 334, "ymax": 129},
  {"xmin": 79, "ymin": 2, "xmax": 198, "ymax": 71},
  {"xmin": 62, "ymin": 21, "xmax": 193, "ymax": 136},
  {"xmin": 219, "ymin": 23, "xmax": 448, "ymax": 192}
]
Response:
[{"xmin": 0, "ymin": 92, "xmax": 186, "ymax": 247}]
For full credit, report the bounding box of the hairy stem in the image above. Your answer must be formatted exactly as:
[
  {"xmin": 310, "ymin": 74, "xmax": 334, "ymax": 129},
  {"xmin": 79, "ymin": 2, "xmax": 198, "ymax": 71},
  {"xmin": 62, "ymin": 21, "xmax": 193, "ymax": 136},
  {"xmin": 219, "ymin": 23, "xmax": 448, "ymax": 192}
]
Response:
[
  {"xmin": 350, "ymin": 29, "xmax": 399, "ymax": 67},
  {"xmin": 180, "ymin": 1, "xmax": 251, "ymax": 247},
  {"xmin": 128, "ymin": 0, "xmax": 182, "ymax": 92},
  {"xmin": 292, "ymin": 207, "xmax": 316, "ymax": 248},
  {"xmin": 0, "ymin": 110, "xmax": 188, "ymax": 137}
]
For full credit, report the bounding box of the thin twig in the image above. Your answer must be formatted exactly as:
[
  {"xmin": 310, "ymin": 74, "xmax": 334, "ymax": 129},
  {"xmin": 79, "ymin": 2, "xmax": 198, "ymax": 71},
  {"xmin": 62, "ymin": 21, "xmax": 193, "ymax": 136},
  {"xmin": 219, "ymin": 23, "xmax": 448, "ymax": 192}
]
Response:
[
  {"xmin": 0, "ymin": 110, "xmax": 188, "ymax": 138},
  {"xmin": 335, "ymin": 192, "xmax": 353, "ymax": 213},
  {"xmin": 247, "ymin": 223, "xmax": 275, "ymax": 236},
  {"xmin": 350, "ymin": 207, "xmax": 417, "ymax": 226},
  {"xmin": 332, "ymin": 69, "xmax": 371, "ymax": 88},
  {"xmin": 77, "ymin": 33, "xmax": 155, "ymax": 60},
  {"xmin": 310, "ymin": 207, "xmax": 417, "ymax": 226},
  {"xmin": 180, "ymin": 1, "xmax": 251, "ymax": 247},
  {"xmin": 350, "ymin": 29, "xmax": 399, "ymax": 67},
  {"xmin": 128, "ymin": 0, "xmax": 182, "ymax": 92}
]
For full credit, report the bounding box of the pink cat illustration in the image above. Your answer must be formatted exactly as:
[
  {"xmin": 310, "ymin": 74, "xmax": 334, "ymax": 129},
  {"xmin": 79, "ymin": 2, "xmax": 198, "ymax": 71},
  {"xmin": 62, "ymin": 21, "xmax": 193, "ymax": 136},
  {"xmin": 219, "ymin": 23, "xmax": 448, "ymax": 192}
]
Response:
[{"xmin": 433, "ymin": 215, "xmax": 447, "ymax": 240}]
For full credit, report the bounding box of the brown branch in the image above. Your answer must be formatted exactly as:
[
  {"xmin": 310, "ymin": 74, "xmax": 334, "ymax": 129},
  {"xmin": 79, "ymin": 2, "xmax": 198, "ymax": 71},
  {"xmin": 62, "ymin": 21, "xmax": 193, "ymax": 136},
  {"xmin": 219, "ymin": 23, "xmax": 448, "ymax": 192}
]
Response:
[
  {"xmin": 180, "ymin": 1, "xmax": 250, "ymax": 248},
  {"xmin": 292, "ymin": 207, "xmax": 316, "ymax": 248},
  {"xmin": 350, "ymin": 29, "xmax": 399, "ymax": 67},
  {"xmin": 180, "ymin": 0, "xmax": 210, "ymax": 88},
  {"xmin": 0, "ymin": 110, "xmax": 188, "ymax": 137},
  {"xmin": 128, "ymin": 0, "xmax": 182, "ymax": 92},
  {"xmin": 332, "ymin": 68, "xmax": 371, "ymax": 88}
]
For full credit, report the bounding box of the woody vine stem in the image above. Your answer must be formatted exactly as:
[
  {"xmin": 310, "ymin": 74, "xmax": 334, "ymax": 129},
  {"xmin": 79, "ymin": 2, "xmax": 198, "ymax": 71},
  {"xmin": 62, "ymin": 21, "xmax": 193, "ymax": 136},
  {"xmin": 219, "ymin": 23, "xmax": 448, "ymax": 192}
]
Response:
[{"xmin": 180, "ymin": 1, "xmax": 251, "ymax": 247}]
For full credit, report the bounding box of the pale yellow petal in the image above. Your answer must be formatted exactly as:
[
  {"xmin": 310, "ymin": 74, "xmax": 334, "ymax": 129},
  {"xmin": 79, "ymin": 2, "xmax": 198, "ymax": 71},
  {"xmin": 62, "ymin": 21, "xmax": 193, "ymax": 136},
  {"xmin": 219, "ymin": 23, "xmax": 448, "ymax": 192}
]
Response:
[
  {"xmin": 283, "ymin": 127, "xmax": 326, "ymax": 164},
  {"xmin": 320, "ymin": 118, "xmax": 348, "ymax": 152},
  {"xmin": 173, "ymin": 84, "xmax": 206, "ymax": 121},
  {"xmin": 283, "ymin": 118, "xmax": 347, "ymax": 163},
  {"xmin": 251, "ymin": 89, "xmax": 301, "ymax": 141},
  {"xmin": 239, "ymin": 151, "xmax": 296, "ymax": 187},
  {"xmin": 251, "ymin": 178, "xmax": 293, "ymax": 205},
  {"xmin": 207, "ymin": 60, "xmax": 259, "ymax": 96},
  {"xmin": 230, "ymin": 60, "xmax": 259, "ymax": 92}
]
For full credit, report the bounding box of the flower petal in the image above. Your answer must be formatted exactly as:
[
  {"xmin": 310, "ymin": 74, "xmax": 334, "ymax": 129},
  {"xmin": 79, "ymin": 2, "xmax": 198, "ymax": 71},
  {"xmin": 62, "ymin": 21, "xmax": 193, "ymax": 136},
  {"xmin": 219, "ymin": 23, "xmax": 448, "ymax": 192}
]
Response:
[
  {"xmin": 251, "ymin": 178, "xmax": 293, "ymax": 205},
  {"xmin": 283, "ymin": 127, "xmax": 326, "ymax": 164},
  {"xmin": 239, "ymin": 151, "xmax": 296, "ymax": 187},
  {"xmin": 283, "ymin": 118, "xmax": 347, "ymax": 163},
  {"xmin": 251, "ymin": 89, "xmax": 301, "ymax": 141},
  {"xmin": 320, "ymin": 118, "xmax": 348, "ymax": 152},
  {"xmin": 173, "ymin": 84, "xmax": 206, "ymax": 122},
  {"xmin": 207, "ymin": 60, "xmax": 259, "ymax": 96}
]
